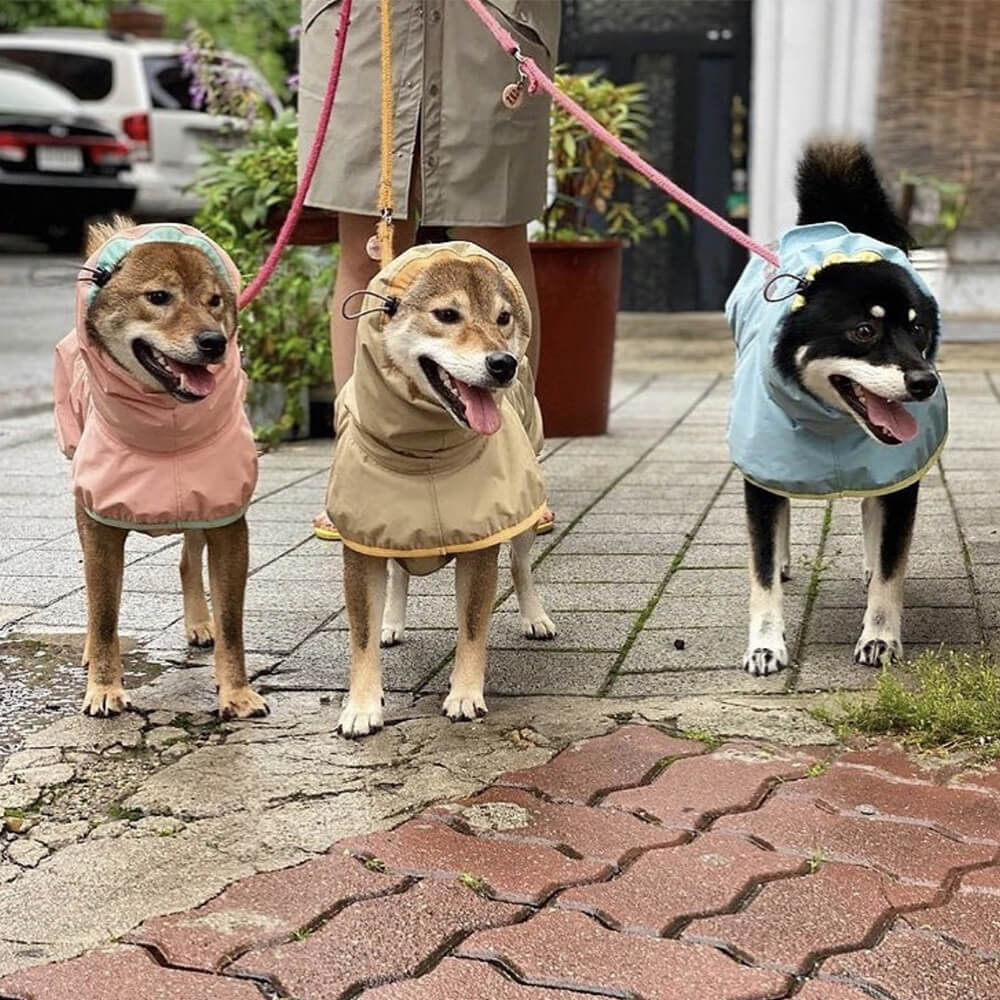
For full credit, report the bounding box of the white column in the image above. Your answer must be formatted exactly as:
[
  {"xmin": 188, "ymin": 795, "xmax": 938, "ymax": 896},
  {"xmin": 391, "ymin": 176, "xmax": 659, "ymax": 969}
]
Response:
[{"xmin": 749, "ymin": 0, "xmax": 884, "ymax": 243}]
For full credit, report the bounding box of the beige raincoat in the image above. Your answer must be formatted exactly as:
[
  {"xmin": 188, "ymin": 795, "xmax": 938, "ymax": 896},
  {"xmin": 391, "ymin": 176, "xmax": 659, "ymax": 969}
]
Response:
[
  {"xmin": 326, "ymin": 242, "xmax": 546, "ymax": 573},
  {"xmin": 298, "ymin": 0, "xmax": 560, "ymax": 225}
]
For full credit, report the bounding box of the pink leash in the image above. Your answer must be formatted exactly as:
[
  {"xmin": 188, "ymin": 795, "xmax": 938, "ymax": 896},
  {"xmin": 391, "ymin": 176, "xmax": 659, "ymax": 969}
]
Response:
[
  {"xmin": 462, "ymin": 0, "xmax": 780, "ymax": 269},
  {"xmin": 238, "ymin": 0, "xmax": 353, "ymax": 309}
]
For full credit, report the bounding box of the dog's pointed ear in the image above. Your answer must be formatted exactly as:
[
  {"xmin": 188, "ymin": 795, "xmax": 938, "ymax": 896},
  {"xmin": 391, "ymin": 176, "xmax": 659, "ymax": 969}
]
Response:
[{"xmin": 85, "ymin": 215, "xmax": 136, "ymax": 257}]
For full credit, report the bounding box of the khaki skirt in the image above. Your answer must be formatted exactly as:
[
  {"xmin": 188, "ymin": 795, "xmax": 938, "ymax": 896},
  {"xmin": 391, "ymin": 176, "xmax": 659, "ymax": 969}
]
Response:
[{"xmin": 298, "ymin": 0, "xmax": 560, "ymax": 227}]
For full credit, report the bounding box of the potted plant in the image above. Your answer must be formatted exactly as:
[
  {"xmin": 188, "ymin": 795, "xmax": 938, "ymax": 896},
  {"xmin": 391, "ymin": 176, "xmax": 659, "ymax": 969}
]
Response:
[
  {"xmin": 191, "ymin": 109, "xmax": 338, "ymax": 444},
  {"xmin": 530, "ymin": 70, "xmax": 685, "ymax": 436},
  {"xmin": 899, "ymin": 172, "xmax": 968, "ymax": 304}
]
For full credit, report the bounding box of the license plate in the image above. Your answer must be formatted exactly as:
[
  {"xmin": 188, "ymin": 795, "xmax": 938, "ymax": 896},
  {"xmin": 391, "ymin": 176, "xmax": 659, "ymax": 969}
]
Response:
[{"xmin": 37, "ymin": 146, "xmax": 84, "ymax": 173}]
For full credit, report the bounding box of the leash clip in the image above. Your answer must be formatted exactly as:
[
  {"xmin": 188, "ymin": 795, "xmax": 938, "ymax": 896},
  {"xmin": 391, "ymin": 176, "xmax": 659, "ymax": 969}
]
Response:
[
  {"xmin": 342, "ymin": 288, "xmax": 399, "ymax": 320},
  {"xmin": 762, "ymin": 272, "xmax": 808, "ymax": 303}
]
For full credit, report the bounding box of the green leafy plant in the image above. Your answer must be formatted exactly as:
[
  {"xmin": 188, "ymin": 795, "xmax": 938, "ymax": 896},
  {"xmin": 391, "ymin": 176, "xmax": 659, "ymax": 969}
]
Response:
[
  {"xmin": 539, "ymin": 70, "xmax": 686, "ymax": 243},
  {"xmin": 192, "ymin": 110, "xmax": 336, "ymax": 444},
  {"xmin": 813, "ymin": 649, "xmax": 1000, "ymax": 761},
  {"xmin": 900, "ymin": 172, "xmax": 968, "ymax": 248}
]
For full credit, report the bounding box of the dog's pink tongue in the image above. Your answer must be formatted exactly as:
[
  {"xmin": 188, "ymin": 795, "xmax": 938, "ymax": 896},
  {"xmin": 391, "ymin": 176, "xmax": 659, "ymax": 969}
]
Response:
[
  {"xmin": 455, "ymin": 380, "xmax": 502, "ymax": 435},
  {"xmin": 166, "ymin": 359, "xmax": 217, "ymax": 399},
  {"xmin": 861, "ymin": 387, "xmax": 919, "ymax": 442}
]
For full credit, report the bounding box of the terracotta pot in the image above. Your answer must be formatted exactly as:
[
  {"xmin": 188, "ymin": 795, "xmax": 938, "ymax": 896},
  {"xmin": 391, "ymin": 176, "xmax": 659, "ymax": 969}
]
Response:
[
  {"xmin": 530, "ymin": 239, "xmax": 624, "ymax": 437},
  {"xmin": 266, "ymin": 206, "xmax": 339, "ymax": 246},
  {"xmin": 108, "ymin": 4, "xmax": 165, "ymax": 37}
]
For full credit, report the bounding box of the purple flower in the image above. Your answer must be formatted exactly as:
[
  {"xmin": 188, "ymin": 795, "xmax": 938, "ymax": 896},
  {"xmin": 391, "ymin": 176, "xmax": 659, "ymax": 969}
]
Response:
[
  {"xmin": 286, "ymin": 72, "xmax": 300, "ymax": 92},
  {"xmin": 288, "ymin": 23, "xmax": 302, "ymax": 40}
]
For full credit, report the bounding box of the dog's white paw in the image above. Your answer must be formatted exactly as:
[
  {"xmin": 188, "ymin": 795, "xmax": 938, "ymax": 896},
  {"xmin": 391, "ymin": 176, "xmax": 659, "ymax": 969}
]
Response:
[
  {"xmin": 743, "ymin": 642, "xmax": 788, "ymax": 677},
  {"xmin": 854, "ymin": 635, "xmax": 901, "ymax": 667},
  {"xmin": 380, "ymin": 624, "xmax": 405, "ymax": 647},
  {"xmin": 81, "ymin": 682, "xmax": 132, "ymax": 717},
  {"xmin": 338, "ymin": 694, "xmax": 384, "ymax": 738},
  {"xmin": 522, "ymin": 612, "xmax": 557, "ymax": 640},
  {"xmin": 442, "ymin": 688, "xmax": 488, "ymax": 721}
]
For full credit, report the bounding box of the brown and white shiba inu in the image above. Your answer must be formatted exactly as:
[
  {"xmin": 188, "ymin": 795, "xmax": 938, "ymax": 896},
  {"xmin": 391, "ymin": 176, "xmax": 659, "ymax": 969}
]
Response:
[
  {"xmin": 326, "ymin": 242, "xmax": 555, "ymax": 737},
  {"xmin": 54, "ymin": 217, "xmax": 266, "ymax": 720}
]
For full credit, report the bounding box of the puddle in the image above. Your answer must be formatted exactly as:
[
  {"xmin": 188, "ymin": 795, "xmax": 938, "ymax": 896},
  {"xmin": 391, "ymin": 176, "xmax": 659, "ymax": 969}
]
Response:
[{"xmin": 0, "ymin": 634, "xmax": 168, "ymax": 762}]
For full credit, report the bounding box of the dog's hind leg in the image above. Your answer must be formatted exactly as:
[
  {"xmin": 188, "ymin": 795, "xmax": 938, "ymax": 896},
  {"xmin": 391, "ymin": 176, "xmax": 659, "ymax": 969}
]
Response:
[
  {"xmin": 445, "ymin": 546, "xmax": 498, "ymax": 720},
  {"xmin": 743, "ymin": 480, "xmax": 790, "ymax": 676},
  {"xmin": 340, "ymin": 546, "xmax": 388, "ymax": 736},
  {"xmin": 180, "ymin": 530, "xmax": 214, "ymax": 647},
  {"xmin": 510, "ymin": 529, "xmax": 556, "ymax": 639},
  {"xmin": 77, "ymin": 503, "xmax": 130, "ymax": 716},
  {"xmin": 206, "ymin": 516, "xmax": 268, "ymax": 719},
  {"xmin": 380, "ymin": 560, "xmax": 409, "ymax": 647},
  {"xmin": 855, "ymin": 483, "xmax": 917, "ymax": 666},
  {"xmin": 777, "ymin": 500, "xmax": 792, "ymax": 582}
]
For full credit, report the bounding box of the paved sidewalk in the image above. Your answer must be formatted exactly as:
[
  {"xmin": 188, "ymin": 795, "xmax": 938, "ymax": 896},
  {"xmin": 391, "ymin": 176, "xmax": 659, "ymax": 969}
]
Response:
[{"xmin": 2, "ymin": 369, "xmax": 1000, "ymax": 997}]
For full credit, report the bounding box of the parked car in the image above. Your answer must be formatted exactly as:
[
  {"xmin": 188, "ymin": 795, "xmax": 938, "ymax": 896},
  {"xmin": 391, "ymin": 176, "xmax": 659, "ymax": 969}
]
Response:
[
  {"xmin": 0, "ymin": 29, "xmax": 282, "ymax": 219},
  {"xmin": 0, "ymin": 59, "xmax": 135, "ymax": 251}
]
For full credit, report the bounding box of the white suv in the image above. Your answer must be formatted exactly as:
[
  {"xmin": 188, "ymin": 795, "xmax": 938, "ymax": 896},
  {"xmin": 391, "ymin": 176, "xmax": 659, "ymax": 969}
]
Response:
[{"xmin": 0, "ymin": 28, "xmax": 281, "ymax": 218}]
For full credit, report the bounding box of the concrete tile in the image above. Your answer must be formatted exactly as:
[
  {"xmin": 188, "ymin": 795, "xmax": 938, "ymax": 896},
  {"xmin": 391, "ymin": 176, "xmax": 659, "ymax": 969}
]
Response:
[
  {"xmin": 488, "ymin": 611, "xmax": 635, "ymax": 651},
  {"xmin": 535, "ymin": 554, "xmax": 673, "ymax": 583}
]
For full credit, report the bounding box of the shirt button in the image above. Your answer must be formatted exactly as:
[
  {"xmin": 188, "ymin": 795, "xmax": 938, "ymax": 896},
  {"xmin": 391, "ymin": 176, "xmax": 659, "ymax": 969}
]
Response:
[
  {"xmin": 430, "ymin": 8, "xmax": 441, "ymax": 22},
  {"xmin": 428, "ymin": 83, "xmax": 439, "ymax": 97}
]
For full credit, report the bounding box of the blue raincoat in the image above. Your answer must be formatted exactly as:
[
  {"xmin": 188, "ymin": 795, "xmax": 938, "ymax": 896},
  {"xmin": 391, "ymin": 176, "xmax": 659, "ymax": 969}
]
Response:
[{"xmin": 726, "ymin": 223, "xmax": 948, "ymax": 499}]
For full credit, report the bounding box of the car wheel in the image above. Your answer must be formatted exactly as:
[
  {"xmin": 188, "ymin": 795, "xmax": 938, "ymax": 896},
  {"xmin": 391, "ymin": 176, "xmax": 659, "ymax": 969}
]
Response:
[{"xmin": 46, "ymin": 221, "xmax": 86, "ymax": 255}]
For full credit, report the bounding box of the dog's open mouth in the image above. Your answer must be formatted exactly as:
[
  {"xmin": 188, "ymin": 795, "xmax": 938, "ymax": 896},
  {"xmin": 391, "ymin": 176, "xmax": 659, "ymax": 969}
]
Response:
[
  {"xmin": 829, "ymin": 374, "xmax": 918, "ymax": 445},
  {"xmin": 133, "ymin": 341, "xmax": 218, "ymax": 402},
  {"xmin": 418, "ymin": 357, "xmax": 502, "ymax": 435}
]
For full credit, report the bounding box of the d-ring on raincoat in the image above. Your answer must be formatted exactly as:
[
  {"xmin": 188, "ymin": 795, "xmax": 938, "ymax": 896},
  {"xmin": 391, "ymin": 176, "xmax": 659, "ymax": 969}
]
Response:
[
  {"xmin": 53, "ymin": 223, "xmax": 258, "ymax": 533},
  {"xmin": 727, "ymin": 222, "xmax": 949, "ymax": 499},
  {"xmin": 326, "ymin": 242, "xmax": 547, "ymax": 575}
]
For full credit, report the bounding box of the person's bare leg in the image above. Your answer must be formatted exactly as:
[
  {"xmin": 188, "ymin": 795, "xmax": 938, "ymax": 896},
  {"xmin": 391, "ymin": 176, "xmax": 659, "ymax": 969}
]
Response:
[{"xmin": 454, "ymin": 224, "xmax": 541, "ymax": 373}]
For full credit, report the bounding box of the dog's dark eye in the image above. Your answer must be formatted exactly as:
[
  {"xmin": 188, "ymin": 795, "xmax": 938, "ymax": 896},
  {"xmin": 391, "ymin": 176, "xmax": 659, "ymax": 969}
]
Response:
[
  {"xmin": 497, "ymin": 310, "xmax": 511, "ymax": 327},
  {"xmin": 850, "ymin": 322, "xmax": 878, "ymax": 344},
  {"xmin": 432, "ymin": 308, "xmax": 461, "ymax": 324},
  {"xmin": 208, "ymin": 293, "xmax": 222, "ymax": 308},
  {"xmin": 145, "ymin": 290, "xmax": 172, "ymax": 306}
]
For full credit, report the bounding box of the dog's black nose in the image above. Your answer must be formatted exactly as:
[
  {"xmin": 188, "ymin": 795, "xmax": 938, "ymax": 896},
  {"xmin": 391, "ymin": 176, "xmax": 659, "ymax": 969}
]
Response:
[
  {"xmin": 196, "ymin": 331, "xmax": 228, "ymax": 361},
  {"xmin": 905, "ymin": 369, "xmax": 938, "ymax": 400},
  {"xmin": 486, "ymin": 351, "xmax": 517, "ymax": 385}
]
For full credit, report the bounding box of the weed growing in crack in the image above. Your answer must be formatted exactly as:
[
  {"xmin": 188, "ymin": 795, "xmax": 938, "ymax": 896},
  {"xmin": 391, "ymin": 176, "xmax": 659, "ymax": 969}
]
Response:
[
  {"xmin": 805, "ymin": 760, "xmax": 830, "ymax": 779},
  {"xmin": 807, "ymin": 849, "xmax": 829, "ymax": 873},
  {"xmin": 364, "ymin": 857, "xmax": 387, "ymax": 873},
  {"xmin": 812, "ymin": 649, "xmax": 1000, "ymax": 761},
  {"xmin": 678, "ymin": 728, "xmax": 723, "ymax": 750},
  {"xmin": 105, "ymin": 804, "xmax": 144, "ymax": 822},
  {"xmin": 458, "ymin": 872, "xmax": 488, "ymax": 896}
]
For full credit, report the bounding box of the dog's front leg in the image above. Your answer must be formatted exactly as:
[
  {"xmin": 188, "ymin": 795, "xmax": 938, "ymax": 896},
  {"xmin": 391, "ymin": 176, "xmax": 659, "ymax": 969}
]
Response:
[
  {"xmin": 856, "ymin": 484, "xmax": 917, "ymax": 666},
  {"xmin": 206, "ymin": 517, "xmax": 268, "ymax": 719},
  {"xmin": 77, "ymin": 503, "xmax": 130, "ymax": 716},
  {"xmin": 180, "ymin": 529, "xmax": 214, "ymax": 647},
  {"xmin": 445, "ymin": 546, "xmax": 498, "ymax": 720},
  {"xmin": 340, "ymin": 546, "xmax": 388, "ymax": 736},
  {"xmin": 509, "ymin": 529, "xmax": 556, "ymax": 639},
  {"xmin": 743, "ymin": 480, "xmax": 789, "ymax": 676},
  {"xmin": 380, "ymin": 559, "xmax": 409, "ymax": 647}
]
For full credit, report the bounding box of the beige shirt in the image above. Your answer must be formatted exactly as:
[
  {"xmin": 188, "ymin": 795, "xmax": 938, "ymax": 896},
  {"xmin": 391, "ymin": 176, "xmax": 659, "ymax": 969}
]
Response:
[
  {"xmin": 326, "ymin": 242, "xmax": 546, "ymax": 573},
  {"xmin": 298, "ymin": 0, "xmax": 561, "ymax": 226}
]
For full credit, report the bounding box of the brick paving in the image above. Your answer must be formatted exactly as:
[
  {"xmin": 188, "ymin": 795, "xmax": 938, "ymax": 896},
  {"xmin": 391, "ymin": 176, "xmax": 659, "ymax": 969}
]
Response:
[{"xmin": 3, "ymin": 727, "xmax": 1000, "ymax": 999}]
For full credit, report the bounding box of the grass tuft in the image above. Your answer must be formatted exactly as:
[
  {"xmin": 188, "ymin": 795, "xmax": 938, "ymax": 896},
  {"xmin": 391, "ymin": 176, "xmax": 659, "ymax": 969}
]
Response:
[{"xmin": 813, "ymin": 649, "xmax": 1000, "ymax": 760}]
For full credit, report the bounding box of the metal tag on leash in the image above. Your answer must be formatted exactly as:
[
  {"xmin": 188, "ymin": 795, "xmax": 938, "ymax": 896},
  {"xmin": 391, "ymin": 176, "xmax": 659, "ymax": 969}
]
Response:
[
  {"xmin": 502, "ymin": 82, "xmax": 524, "ymax": 109},
  {"xmin": 366, "ymin": 234, "xmax": 382, "ymax": 261}
]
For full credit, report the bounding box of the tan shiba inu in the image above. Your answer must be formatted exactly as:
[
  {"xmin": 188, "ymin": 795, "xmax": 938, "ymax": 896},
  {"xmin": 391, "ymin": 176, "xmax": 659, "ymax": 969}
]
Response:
[{"xmin": 327, "ymin": 241, "xmax": 555, "ymax": 737}]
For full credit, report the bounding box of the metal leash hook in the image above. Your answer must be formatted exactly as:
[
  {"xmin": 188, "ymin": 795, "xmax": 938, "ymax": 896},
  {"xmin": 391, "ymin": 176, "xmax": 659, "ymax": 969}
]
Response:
[
  {"xmin": 501, "ymin": 46, "xmax": 529, "ymax": 109},
  {"xmin": 341, "ymin": 287, "xmax": 399, "ymax": 320}
]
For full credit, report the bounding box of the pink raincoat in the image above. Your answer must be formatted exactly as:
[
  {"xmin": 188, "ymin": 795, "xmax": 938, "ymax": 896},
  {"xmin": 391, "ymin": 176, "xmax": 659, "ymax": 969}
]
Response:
[{"xmin": 53, "ymin": 223, "xmax": 258, "ymax": 533}]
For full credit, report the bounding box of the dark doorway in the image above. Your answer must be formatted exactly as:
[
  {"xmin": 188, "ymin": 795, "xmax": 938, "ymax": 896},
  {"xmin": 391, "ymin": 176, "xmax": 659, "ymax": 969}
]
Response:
[{"xmin": 560, "ymin": 0, "xmax": 753, "ymax": 311}]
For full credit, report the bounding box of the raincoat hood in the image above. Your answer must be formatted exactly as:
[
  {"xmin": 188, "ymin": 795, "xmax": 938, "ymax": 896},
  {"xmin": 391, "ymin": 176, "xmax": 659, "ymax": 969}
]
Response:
[
  {"xmin": 727, "ymin": 223, "xmax": 949, "ymax": 499},
  {"xmin": 54, "ymin": 223, "xmax": 258, "ymax": 532},
  {"xmin": 327, "ymin": 241, "xmax": 546, "ymax": 572}
]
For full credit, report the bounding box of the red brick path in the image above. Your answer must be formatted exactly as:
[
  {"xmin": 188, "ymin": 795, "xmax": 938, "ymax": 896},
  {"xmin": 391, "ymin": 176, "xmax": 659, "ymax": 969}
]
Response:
[{"xmin": 3, "ymin": 725, "xmax": 1000, "ymax": 1000}]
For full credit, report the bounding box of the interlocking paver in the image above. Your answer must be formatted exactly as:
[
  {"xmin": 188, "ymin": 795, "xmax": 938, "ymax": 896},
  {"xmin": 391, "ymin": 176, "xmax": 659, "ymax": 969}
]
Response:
[
  {"xmin": 497, "ymin": 725, "xmax": 704, "ymax": 804},
  {"xmin": 713, "ymin": 796, "xmax": 992, "ymax": 885},
  {"xmin": 684, "ymin": 862, "xmax": 935, "ymax": 973},
  {"xmin": 0, "ymin": 945, "xmax": 260, "ymax": 1000},
  {"xmin": 556, "ymin": 831, "xmax": 804, "ymax": 934},
  {"xmin": 603, "ymin": 745, "xmax": 814, "ymax": 826},
  {"xmin": 821, "ymin": 925, "xmax": 1000, "ymax": 1000},
  {"xmin": 126, "ymin": 852, "xmax": 404, "ymax": 971},
  {"xmin": 457, "ymin": 908, "xmax": 791, "ymax": 999},
  {"xmin": 339, "ymin": 819, "xmax": 609, "ymax": 904},
  {"xmin": 794, "ymin": 981, "xmax": 879, "ymax": 999},
  {"xmin": 231, "ymin": 880, "xmax": 525, "ymax": 1000},
  {"xmin": 361, "ymin": 958, "xmax": 597, "ymax": 998},
  {"xmin": 777, "ymin": 765, "xmax": 1000, "ymax": 843},
  {"xmin": 904, "ymin": 871, "xmax": 1000, "ymax": 954},
  {"xmin": 430, "ymin": 785, "xmax": 686, "ymax": 863}
]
